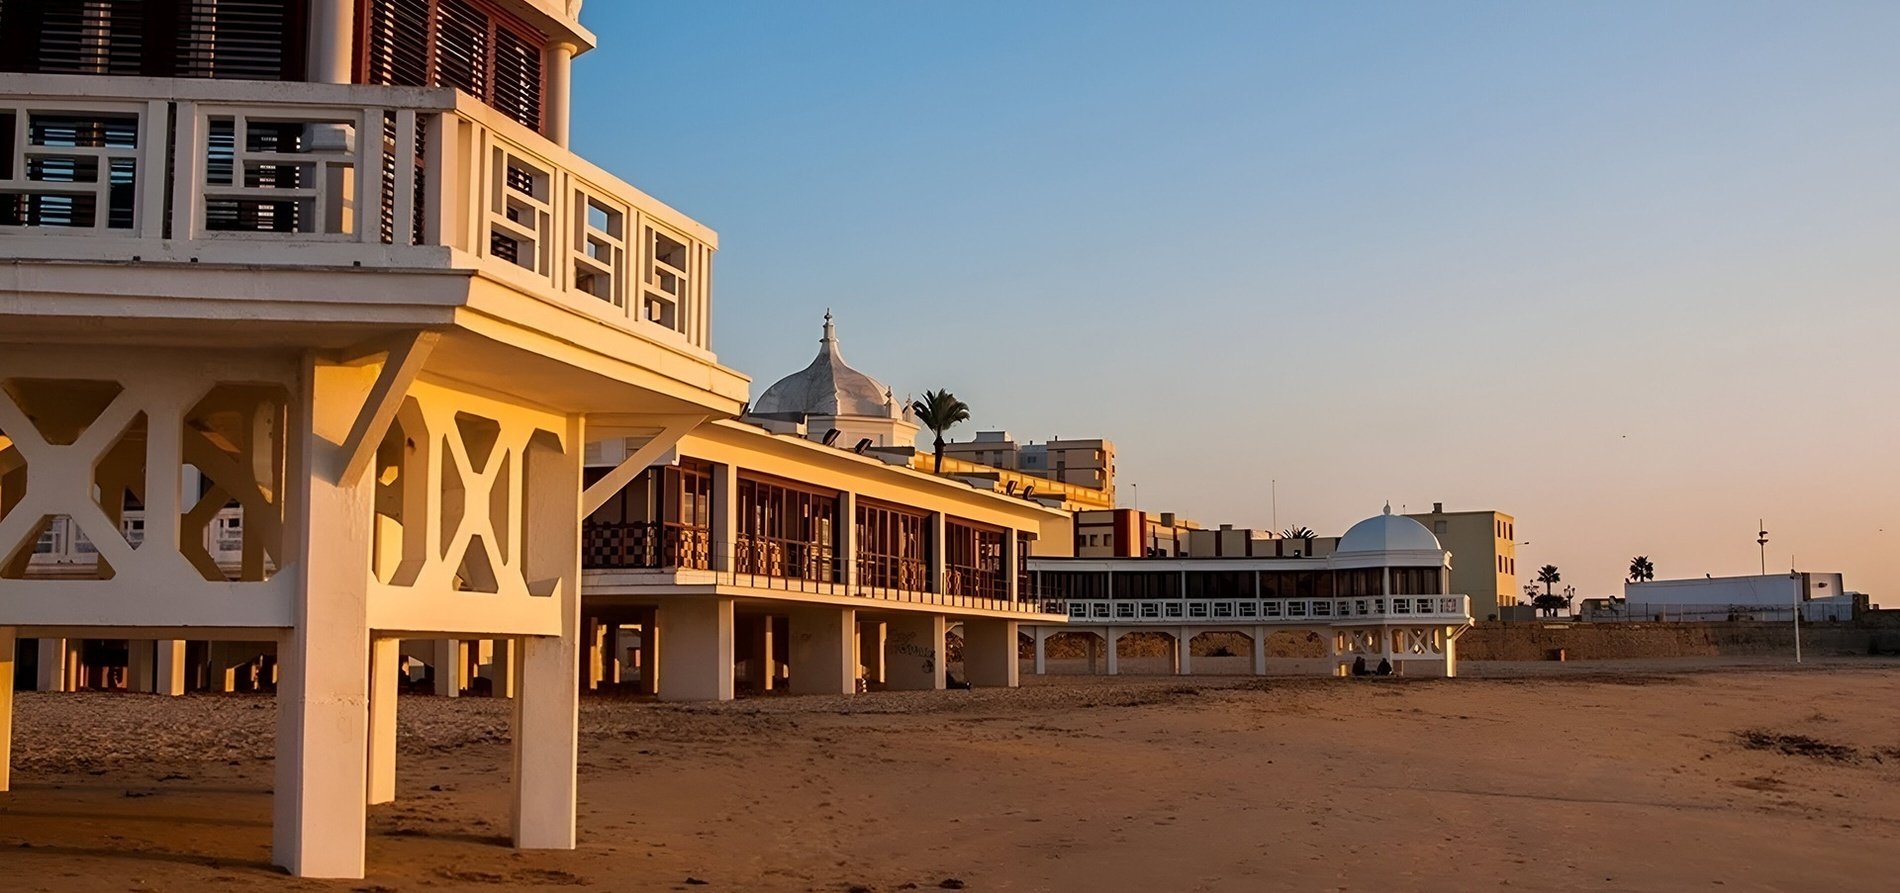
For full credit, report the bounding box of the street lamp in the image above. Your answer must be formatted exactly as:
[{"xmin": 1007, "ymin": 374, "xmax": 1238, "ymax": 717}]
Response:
[{"xmin": 1757, "ymin": 520, "xmax": 1768, "ymax": 576}]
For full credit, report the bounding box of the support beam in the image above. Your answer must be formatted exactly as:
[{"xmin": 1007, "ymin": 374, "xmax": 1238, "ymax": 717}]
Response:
[
  {"xmin": 788, "ymin": 606, "xmax": 856, "ymax": 695},
  {"xmin": 1032, "ymin": 626, "xmax": 1048, "ymax": 675},
  {"xmin": 35, "ymin": 638, "xmax": 64, "ymax": 691},
  {"xmin": 366, "ymin": 638, "xmax": 400, "ymax": 806},
  {"xmin": 858, "ymin": 621, "xmax": 886, "ymax": 685},
  {"xmin": 488, "ymin": 637, "xmax": 516, "ymax": 698},
  {"xmin": 635, "ymin": 618, "xmax": 659, "ymax": 695},
  {"xmin": 1106, "ymin": 628, "xmax": 1121, "ymax": 676},
  {"xmin": 512, "ymin": 412, "xmax": 582, "ymax": 852},
  {"xmin": 657, "ymin": 598, "xmax": 735, "ymax": 702},
  {"xmin": 1176, "ymin": 627, "xmax": 1191, "ymax": 676},
  {"xmin": 883, "ymin": 613, "xmax": 944, "ymax": 691},
  {"xmin": 156, "ymin": 639, "xmax": 187, "ymax": 696},
  {"xmin": 742, "ymin": 616, "xmax": 774, "ymax": 693},
  {"xmin": 1251, "ymin": 625, "xmax": 1267, "ymax": 676},
  {"xmin": 338, "ymin": 332, "xmax": 439, "ymax": 485},
  {"xmin": 0, "ymin": 626, "xmax": 13, "ymax": 792},
  {"xmin": 580, "ymin": 415, "xmax": 705, "ymax": 516},
  {"xmin": 127, "ymin": 639, "xmax": 155, "ymax": 692},
  {"xmin": 432, "ymin": 639, "xmax": 462, "ymax": 697},
  {"xmin": 962, "ymin": 618, "xmax": 1019, "ymax": 689}
]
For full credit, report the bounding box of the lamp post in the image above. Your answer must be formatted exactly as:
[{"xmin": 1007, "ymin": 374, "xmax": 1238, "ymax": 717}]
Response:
[{"xmin": 1757, "ymin": 520, "xmax": 1768, "ymax": 576}]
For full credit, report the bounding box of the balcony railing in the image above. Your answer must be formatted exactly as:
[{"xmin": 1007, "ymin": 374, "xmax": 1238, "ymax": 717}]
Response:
[
  {"xmin": 1061, "ymin": 595, "xmax": 1473, "ymax": 625},
  {"xmin": 582, "ymin": 522, "xmax": 711, "ymax": 571},
  {"xmin": 0, "ymin": 75, "xmax": 713, "ymax": 351}
]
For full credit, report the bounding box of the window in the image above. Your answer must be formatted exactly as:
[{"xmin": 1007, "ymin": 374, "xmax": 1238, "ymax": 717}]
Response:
[
  {"xmin": 1038, "ymin": 570, "xmax": 1108, "ymax": 600},
  {"xmin": 1111, "ymin": 571, "xmax": 1179, "ymax": 600},
  {"xmin": 360, "ymin": 0, "xmax": 547, "ymax": 133},
  {"xmin": 856, "ymin": 499, "xmax": 928, "ymax": 592},
  {"xmin": 944, "ymin": 517, "xmax": 1005, "ymax": 600},
  {"xmin": 735, "ymin": 473, "xmax": 838, "ymax": 582},
  {"xmin": 1186, "ymin": 570, "xmax": 1250, "ymax": 598},
  {"xmin": 1436, "ymin": 520, "xmax": 1448, "ymax": 535}
]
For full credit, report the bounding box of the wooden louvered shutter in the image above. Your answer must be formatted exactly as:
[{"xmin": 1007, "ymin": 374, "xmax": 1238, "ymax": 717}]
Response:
[
  {"xmin": 359, "ymin": 0, "xmax": 547, "ymax": 135},
  {"xmin": 431, "ymin": 0, "xmax": 490, "ymax": 103},
  {"xmin": 175, "ymin": 0, "xmax": 304, "ymax": 81},
  {"xmin": 491, "ymin": 25, "xmax": 541, "ymax": 132},
  {"xmin": 35, "ymin": 0, "xmax": 149, "ymax": 76},
  {"xmin": 362, "ymin": 0, "xmax": 431, "ymax": 87}
]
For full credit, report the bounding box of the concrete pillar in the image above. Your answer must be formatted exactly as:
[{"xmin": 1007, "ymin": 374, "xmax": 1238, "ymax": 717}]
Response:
[
  {"xmin": 657, "ymin": 598, "xmax": 735, "ymax": 702},
  {"xmin": 1251, "ymin": 625, "xmax": 1267, "ymax": 676},
  {"xmin": 1087, "ymin": 632, "xmax": 1100, "ymax": 674},
  {"xmin": 1106, "ymin": 628, "xmax": 1120, "ymax": 676},
  {"xmin": 1444, "ymin": 628, "xmax": 1458, "ymax": 678},
  {"xmin": 127, "ymin": 639, "xmax": 155, "ymax": 692},
  {"xmin": 1003, "ymin": 531, "xmax": 1020, "ymax": 603},
  {"xmin": 607, "ymin": 624, "xmax": 625, "ymax": 686},
  {"xmin": 788, "ymin": 606, "xmax": 856, "ymax": 695},
  {"xmin": 0, "ymin": 626, "xmax": 13, "ymax": 792},
  {"xmin": 635, "ymin": 617, "xmax": 660, "ymax": 695},
  {"xmin": 305, "ymin": 0, "xmax": 354, "ymax": 83},
  {"xmin": 432, "ymin": 639, "xmax": 461, "ymax": 697},
  {"xmin": 884, "ymin": 613, "xmax": 945, "ymax": 691},
  {"xmin": 858, "ymin": 621, "xmax": 886, "ymax": 685},
  {"xmin": 1032, "ymin": 626, "xmax": 1047, "ymax": 675},
  {"xmin": 1176, "ymin": 628, "xmax": 1191, "ymax": 676},
  {"xmin": 545, "ymin": 43, "xmax": 576, "ymax": 147},
  {"xmin": 367, "ymin": 638, "xmax": 399, "ymax": 805},
  {"xmin": 489, "ymin": 637, "xmax": 516, "ymax": 698},
  {"xmin": 742, "ymin": 616, "xmax": 774, "ymax": 693},
  {"xmin": 272, "ymin": 359, "xmax": 377, "ymax": 879},
  {"xmin": 963, "ymin": 619, "xmax": 1019, "ymax": 689},
  {"xmin": 511, "ymin": 413, "xmax": 583, "ymax": 852},
  {"xmin": 156, "ymin": 640, "xmax": 187, "ymax": 696},
  {"xmin": 35, "ymin": 638, "xmax": 65, "ymax": 691}
]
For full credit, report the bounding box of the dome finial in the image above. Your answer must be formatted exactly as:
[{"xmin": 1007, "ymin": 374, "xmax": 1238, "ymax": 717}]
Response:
[
  {"xmin": 822, "ymin": 309, "xmax": 836, "ymax": 345},
  {"xmin": 1382, "ymin": 501, "xmax": 1392, "ymax": 515}
]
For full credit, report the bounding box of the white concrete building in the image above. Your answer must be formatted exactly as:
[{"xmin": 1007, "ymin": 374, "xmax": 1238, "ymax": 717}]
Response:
[
  {"xmin": 0, "ymin": 0, "xmax": 748, "ymax": 879},
  {"xmin": 1614, "ymin": 572, "xmax": 1859, "ymax": 622},
  {"xmin": 1025, "ymin": 507, "xmax": 1473, "ymax": 677}
]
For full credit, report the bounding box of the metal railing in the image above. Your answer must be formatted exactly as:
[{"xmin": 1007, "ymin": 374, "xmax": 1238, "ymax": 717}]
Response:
[
  {"xmin": 1059, "ymin": 595, "xmax": 1471, "ymax": 625},
  {"xmin": 580, "ymin": 531, "xmax": 1066, "ymax": 616},
  {"xmin": 0, "ymin": 75, "xmax": 714, "ymax": 351}
]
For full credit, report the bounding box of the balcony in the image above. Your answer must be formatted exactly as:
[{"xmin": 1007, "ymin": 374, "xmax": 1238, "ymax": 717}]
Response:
[
  {"xmin": 0, "ymin": 74, "xmax": 717, "ymax": 357},
  {"xmin": 1061, "ymin": 595, "xmax": 1473, "ymax": 625}
]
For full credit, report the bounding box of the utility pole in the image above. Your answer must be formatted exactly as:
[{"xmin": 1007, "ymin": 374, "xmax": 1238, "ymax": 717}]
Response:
[{"xmin": 1757, "ymin": 520, "xmax": 1768, "ymax": 576}]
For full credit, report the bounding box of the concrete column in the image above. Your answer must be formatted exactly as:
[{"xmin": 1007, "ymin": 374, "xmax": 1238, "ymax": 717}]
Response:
[
  {"xmin": 741, "ymin": 616, "xmax": 774, "ymax": 693},
  {"xmin": 273, "ymin": 358, "xmax": 377, "ymax": 879},
  {"xmin": 305, "ymin": 0, "xmax": 354, "ymax": 83},
  {"xmin": 35, "ymin": 638, "xmax": 65, "ymax": 691},
  {"xmin": 1106, "ymin": 628, "xmax": 1121, "ymax": 676},
  {"xmin": 0, "ymin": 626, "xmax": 13, "ymax": 791},
  {"xmin": 1087, "ymin": 632, "xmax": 1100, "ymax": 674},
  {"xmin": 1444, "ymin": 628, "xmax": 1458, "ymax": 678},
  {"xmin": 367, "ymin": 638, "xmax": 399, "ymax": 805},
  {"xmin": 884, "ymin": 613, "xmax": 945, "ymax": 691},
  {"xmin": 963, "ymin": 618, "xmax": 1019, "ymax": 689},
  {"xmin": 710, "ymin": 463, "xmax": 738, "ymax": 572},
  {"xmin": 788, "ymin": 606, "xmax": 856, "ymax": 695},
  {"xmin": 657, "ymin": 598, "xmax": 735, "ymax": 702},
  {"xmin": 1003, "ymin": 531, "xmax": 1020, "ymax": 603},
  {"xmin": 635, "ymin": 617, "xmax": 660, "ymax": 695},
  {"xmin": 432, "ymin": 639, "xmax": 461, "ymax": 697},
  {"xmin": 858, "ymin": 621, "xmax": 886, "ymax": 685},
  {"xmin": 511, "ymin": 413, "xmax": 583, "ymax": 852},
  {"xmin": 607, "ymin": 624, "xmax": 625, "ymax": 686},
  {"xmin": 545, "ymin": 43, "xmax": 577, "ymax": 147},
  {"xmin": 1251, "ymin": 625, "xmax": 1267, "ymax": 676},
  {"xmin": 1032, "ymin": 626, "xmax": 1047, "ymax": 675},
  {"xmin": 127, "ymin": 639, "xmax": 155, "ymax": 692},
  {"xmin": 156, "ymin": 640, "xmax": 187, "ymax": 696},
  {"xmin": 1176, "ymin": 628, "xmax": 1191, "ymax": 676},
  {"xmin": 838, "ymin": 492, "xmax": 858, "ymax": 587},
  {"xmin": 489, "ymin": 638, "xmax": 516, "ymax": 698}
]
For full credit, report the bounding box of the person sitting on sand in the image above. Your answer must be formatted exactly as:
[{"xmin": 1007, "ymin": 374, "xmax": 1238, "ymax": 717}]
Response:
[
  {"xmin": 1351, "ymin": 656, "xmax": 1368, "ymax": 676},
  {"xmin": 1375, "ymin": 658, "xmax": 1392, "ymax": 676}
]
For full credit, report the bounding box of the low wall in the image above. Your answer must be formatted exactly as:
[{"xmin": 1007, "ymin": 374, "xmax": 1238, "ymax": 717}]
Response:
[{"xmin": 1460, "ymin": 621, "xmax": 1899, "ymax": 661}]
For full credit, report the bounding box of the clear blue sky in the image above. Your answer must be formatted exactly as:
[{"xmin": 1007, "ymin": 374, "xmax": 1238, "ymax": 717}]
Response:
[{"xmin": 572, "ymin": 1, "xmax": 1899, "ymax": 602}]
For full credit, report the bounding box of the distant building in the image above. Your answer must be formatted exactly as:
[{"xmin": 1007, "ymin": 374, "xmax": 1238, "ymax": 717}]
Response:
[
  {"xmin": 1403, "ymin": 504, "xmax": 1518, "ymax": 621},
  {"xmin": 1611, "ymin": 572, "xmax": 1861, "ymax": 622},
  {"xmin": 939, "ymin": 431, "xmax": 1116, "ymax": 503},
  {"xmin": 1073, "ymin": 509, "xmax": 1202, "ymax": 557}
]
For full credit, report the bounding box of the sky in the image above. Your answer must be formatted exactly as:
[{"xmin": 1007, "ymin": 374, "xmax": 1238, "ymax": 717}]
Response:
[{"xmin": 570, "ymin": 1, "xmax": 1899, "ymax": 603}]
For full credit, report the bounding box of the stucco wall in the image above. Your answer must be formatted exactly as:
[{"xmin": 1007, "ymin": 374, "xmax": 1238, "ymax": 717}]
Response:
[{"xmin": 1459, "ymin": 621, "xmax": 1898, "ymax": 661}]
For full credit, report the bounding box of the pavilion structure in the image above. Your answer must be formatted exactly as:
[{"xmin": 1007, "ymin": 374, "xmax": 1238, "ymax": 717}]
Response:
[
  {"xmin": 0, "ymin": 0, "xmax": 745, "ymax": 878},
  {"xmin": 1025, "ymin": 507, "xmax": 1474, "ymax": 678}
]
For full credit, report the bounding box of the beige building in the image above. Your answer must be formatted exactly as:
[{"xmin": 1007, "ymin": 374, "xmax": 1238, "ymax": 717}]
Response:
[
  {"xmin": 939, "ymin": 432, "xmax": 1116, "ymax": 504},
  {"xmin": 1403, "ymin": 504, "xmax": 1518, "ymax": 620},
  {"xmin": 1072, "ymin": 509, "xmax": 1202, "ymax": 558}
]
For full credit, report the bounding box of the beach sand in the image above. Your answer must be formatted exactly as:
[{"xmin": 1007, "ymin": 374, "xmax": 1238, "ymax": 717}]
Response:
[{"xmin": 3, "ymin": 657, "xmax": 1897, "ymax": 892}]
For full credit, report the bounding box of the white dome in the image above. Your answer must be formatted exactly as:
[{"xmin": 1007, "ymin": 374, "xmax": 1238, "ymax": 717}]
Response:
[
  {"xmin": 1337, "ymin": 504, "xmax": 1441, "ymax": 554},
  {"xmin": 753, "ymin": 312, "xmax": 901, "ymax": 419}
]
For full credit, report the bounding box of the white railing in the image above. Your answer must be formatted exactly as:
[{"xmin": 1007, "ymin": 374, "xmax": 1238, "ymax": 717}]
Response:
[
  {"xmin": 0, "ymin": 75, "xmax": 714, "ymax": 352},
  {"xmin": 1060, "ymin": 595, "xmax": 1472, "ymax": 625}
]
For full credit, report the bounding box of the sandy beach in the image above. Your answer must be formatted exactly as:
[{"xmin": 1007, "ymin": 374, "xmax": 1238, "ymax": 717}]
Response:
[{"xmin": 4, "ymin": 658, "xmax": 1897, "ymax": 892}]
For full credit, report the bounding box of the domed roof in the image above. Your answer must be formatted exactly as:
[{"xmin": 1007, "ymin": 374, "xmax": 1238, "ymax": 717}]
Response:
[
  {"xmin": 753, "ymin": 312, "xmax": 901, "ymax": 418},
  {"xmin": 1337, "ymin": 503, "xmax": 1442, "ymax": 554}
]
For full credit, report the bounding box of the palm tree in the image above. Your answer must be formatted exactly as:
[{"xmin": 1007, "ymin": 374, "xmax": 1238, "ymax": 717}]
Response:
[
  {"xmin": 1536, "ymin": 564, "xmax": 1561, "ymax": 597},
  {"xmin": 1628, "ymin": 555, "xmax": 1655, "ymax": 583},
  {"xmin": 910, "ymin": 389, "xmax": 970, "ymax": 474},
  {"xmin": 1281, "ymin": 525, "xmax": 1317, "ymax": 539}
]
